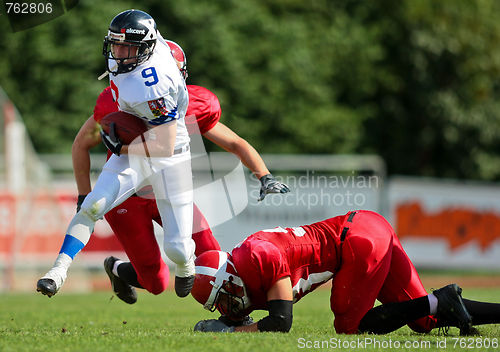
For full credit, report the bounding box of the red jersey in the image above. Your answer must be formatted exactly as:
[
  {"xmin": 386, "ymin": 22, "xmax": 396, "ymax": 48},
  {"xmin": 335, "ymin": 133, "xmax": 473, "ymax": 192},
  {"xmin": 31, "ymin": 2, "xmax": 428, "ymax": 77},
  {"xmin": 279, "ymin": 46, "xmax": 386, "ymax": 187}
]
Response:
[
  {"xmin": 93, "ymin": 86, "xmax": 117, "ymax": 123},
  {"xmin": 92, "ymin": 85, "xmax": 221, "ymax": 135},
  {"xmin": 231, "ymin": 214, "xmax": 350, "ymax": 310}
]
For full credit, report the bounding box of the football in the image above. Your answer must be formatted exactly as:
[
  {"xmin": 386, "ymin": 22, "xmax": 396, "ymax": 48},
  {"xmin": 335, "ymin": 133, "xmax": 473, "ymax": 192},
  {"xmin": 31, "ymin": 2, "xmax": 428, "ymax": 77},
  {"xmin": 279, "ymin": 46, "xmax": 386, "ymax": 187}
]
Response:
[{"xmin": 100, "ymin": 111, "xmax": 148, "ymax": 144}]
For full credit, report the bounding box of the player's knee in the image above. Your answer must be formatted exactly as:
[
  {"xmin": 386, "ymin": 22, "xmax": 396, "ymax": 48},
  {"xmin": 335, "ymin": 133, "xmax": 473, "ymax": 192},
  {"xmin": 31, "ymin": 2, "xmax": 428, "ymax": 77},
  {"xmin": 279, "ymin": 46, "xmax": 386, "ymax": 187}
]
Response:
[
  {"xmin": 139, "ymin": 266, "xmax": 169, "ymax": 295},
  {"xmin": 164, "ymin": 242, "xmax": 194, "ymax": 265},
  {"xmin": 143, "ymin": 279, "xmax": 168, "ymax": 295},
  {"xmin": 79, "ymin": 196, "xmax": 108, "ymax": 221},
  {"xmin": 334, "ymin": 318, "xmax": 360, "ymax": 335},
  {"xmin": 73, "ymin": 207, "xmax": 99, "ymax": 226},
  {"xmin": 150, "ymin": 281, "xmax": 168, "ymax": 295}
]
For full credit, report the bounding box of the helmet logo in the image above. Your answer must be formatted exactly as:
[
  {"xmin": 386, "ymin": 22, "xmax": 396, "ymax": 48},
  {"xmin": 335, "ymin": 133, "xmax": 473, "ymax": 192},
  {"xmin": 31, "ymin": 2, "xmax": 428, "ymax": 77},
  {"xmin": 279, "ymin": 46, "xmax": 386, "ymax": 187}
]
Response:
[
  {"xmin": 139, "ymin": 19, "xmax": 157, "ymax": 40},
  {"xmin": 126, "ymin": 28, "xmax": 146, "ymax": 35}
]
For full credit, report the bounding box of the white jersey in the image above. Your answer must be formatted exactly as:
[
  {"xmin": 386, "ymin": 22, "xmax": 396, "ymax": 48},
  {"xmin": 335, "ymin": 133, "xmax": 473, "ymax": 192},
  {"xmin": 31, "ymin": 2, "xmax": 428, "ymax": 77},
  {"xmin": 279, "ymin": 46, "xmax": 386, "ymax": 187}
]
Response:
[{"xmin": 109, "ymin": 32, "xmax": 189, "ymax": 149}]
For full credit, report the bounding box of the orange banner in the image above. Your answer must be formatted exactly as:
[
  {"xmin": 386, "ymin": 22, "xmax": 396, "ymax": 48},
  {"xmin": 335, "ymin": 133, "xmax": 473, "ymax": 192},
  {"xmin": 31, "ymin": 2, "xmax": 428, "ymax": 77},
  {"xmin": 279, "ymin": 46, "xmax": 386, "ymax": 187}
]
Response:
[{"xmin": 396, "ymin": 202, "xmax": 500, "ymax": 251}]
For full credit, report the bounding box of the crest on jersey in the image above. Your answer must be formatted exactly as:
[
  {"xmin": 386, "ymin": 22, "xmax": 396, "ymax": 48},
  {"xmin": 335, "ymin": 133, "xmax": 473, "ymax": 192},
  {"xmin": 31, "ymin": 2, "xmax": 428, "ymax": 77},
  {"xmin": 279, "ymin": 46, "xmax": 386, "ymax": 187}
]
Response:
[
  {"xmin": 148, "ymin": 98, "xmax": 178, "ymax": 125},
  {"xmin": 148, "ymin": 98, "xmax": 169, "ymax": 117}
]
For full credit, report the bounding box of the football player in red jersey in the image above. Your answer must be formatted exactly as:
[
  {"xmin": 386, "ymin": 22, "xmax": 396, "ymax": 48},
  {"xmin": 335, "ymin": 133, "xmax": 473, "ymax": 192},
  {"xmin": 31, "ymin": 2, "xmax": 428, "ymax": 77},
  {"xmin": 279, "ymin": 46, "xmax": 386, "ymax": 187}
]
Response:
[
  {"xmin": 192, "ymin": 210, "xmax": 500, "ymax": 335},
  {"xmin": 71, "ymin": 40, "xmax": 290, "ymax": 303}
]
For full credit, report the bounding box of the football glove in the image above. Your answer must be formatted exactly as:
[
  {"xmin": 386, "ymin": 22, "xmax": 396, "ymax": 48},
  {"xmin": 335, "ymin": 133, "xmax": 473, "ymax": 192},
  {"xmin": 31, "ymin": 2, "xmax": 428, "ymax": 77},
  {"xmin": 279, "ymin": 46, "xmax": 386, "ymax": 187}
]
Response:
[
  {"xmin": 218, "ymin": 315, "xmax": 254, "ymax": 327},
  {"xmin": 76, "ymin": 194, "xmax": 87, "ymax": 213},
  {"xmin": 100, "ymin": 122, "xmax": 123, "ymax": 156},
  {"xmin": 258, "ymin": 174, "xmax": 290, "ymax": 201},
  {"xmin": 194, "ymin": 319, "xmax": 235, "ymax": 333}
]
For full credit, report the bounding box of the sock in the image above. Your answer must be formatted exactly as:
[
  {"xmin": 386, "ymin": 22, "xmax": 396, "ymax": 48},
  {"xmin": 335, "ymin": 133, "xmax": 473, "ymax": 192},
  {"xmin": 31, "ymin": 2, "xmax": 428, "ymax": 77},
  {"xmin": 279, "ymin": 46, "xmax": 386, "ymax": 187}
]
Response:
[
  {"xmin": 41, "ymin": 253, "xmax": 73, "ymax": 288},
  {"xmin": 61, "ymin": 211, "xmax": 96, "ymax": 259},
  {"xmin": 175, "ymin": 258, "xmax": 195, "ymax": 277},
  {"xmin": 53, "ymin": 253, "xmax": 73, "ymax": 270},
  {"xmin": 117, "ymin": 262, "xmax": 143, "ymax": 288},
  {"xmin": 463, "ymin": 298, "xmax": 500, "ymax": 325},
  {"xmin": 59, "ymin": 235, "xmax": 85, "ymax": 259},
  {"xmin": 358, "ymin": 296, "xmax": 431, "ymax": 334},
  {"xmin": 428, "ymin": 293, "xmax": 438, "ymax": 315},
  {"xmin": 112, "ymin": 260, "xmax": 125, "ymax": 277}
]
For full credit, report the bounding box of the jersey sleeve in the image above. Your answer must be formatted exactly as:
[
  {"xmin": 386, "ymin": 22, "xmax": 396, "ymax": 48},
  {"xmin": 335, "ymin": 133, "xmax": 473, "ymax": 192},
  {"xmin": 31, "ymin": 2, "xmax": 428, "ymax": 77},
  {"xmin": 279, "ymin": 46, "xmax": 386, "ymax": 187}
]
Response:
[
  {"xmin": 131, "ymin": 94, "xmax": 180, "ymax": 126},
  {"xmin": 234, "ymin": 238, "xmax": 291, "ymax": 293},
  {"xmin": 253, "ymin": 240, "xmax": 291, "ymax": 290},
  {"xmin": 93, "ymin": 86, "xmax": 118, "ymax": 123},
  {"xmin": 185, "ymin": 85, "xmax": 221, "ymax": 135}
]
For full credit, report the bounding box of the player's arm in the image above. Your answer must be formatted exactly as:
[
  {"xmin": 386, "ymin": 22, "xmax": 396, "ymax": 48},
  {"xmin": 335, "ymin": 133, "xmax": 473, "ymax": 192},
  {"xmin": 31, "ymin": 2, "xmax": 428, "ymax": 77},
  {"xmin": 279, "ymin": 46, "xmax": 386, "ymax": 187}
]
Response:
[
  {"xmin": 72, "ymin": 116, "xmax": 102, "ymax": 196},
  {"xmin": 235, "ymin": 276, "xmax": 294, "ymax": 333},
  {"xmin": 203, "ymin": 122, "xmax": 269, "ymax": 179},
  {"xmin": 203, "ymin": 122, "xmax": 290, "ymax": 201}
]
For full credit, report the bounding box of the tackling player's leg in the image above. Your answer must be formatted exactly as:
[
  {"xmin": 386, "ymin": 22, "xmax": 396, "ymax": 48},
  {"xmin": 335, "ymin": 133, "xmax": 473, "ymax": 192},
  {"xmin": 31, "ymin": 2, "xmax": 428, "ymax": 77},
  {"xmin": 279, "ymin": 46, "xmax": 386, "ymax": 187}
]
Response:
[
  {"xmin": 351, "ymin": 213, "xmax": 471, "ymax": 334},
  {"xmin": 330, "ymin": 212, "xmax": 393, "ymax": 334},
  {"xmin": 103, "ymin": 195, "xmax": 169, "ymax": 302},
  {"xmin": 104, "ymin": 256, "xmax": 138, "ymax": 304},
  {"xmin": 192, "ymin": 204, "xmax": 221, "ymax": 256}
]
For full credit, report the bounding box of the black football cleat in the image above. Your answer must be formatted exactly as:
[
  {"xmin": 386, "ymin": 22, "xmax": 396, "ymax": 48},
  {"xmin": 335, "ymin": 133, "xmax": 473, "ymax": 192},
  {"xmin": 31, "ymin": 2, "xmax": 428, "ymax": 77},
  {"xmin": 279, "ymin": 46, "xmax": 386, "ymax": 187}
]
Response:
[
  {"xmin": 460, "ymin": 326, "xmax": 480, "ymax": 336},
  {"xmin": 36, "ymin": 278, "xmax": 57, "ymax": 297},
  {"xmin": 104, "ymin": 256, "xmax": 137, "ymax": 304},
  {"xmin": 175, "ymin": 275, "xmax": 194, "ymax": 297},
  {"xmin": 433, "ymin": 284, "xmax": 472, "ymax": 333}
]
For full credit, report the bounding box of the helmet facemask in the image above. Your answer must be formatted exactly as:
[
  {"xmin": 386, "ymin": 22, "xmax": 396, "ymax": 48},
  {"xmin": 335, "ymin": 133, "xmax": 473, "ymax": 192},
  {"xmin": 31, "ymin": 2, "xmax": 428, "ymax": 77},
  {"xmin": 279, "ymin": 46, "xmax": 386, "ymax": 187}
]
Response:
[
  {"xmin": 103, "ymin": 32, "xmax": 156, "ymax": 75},
  {"xmin": 103, "ymin": 10, "xmax": 158, "ymax": 75},
  {"xmin": 192, "ymin": 250, "xmax": 251, "ymax": 320},
  {"xmin": 211, "ymin": 276, "xmax": 248, "ymax": 318}
]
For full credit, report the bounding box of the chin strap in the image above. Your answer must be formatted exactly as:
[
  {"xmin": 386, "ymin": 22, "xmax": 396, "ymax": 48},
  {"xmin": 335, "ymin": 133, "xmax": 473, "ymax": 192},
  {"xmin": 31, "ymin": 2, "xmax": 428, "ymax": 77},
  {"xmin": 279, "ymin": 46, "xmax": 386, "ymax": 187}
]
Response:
[{"xmin": 98, "ymin": 70, "xmax": 110, "ymax": 80}]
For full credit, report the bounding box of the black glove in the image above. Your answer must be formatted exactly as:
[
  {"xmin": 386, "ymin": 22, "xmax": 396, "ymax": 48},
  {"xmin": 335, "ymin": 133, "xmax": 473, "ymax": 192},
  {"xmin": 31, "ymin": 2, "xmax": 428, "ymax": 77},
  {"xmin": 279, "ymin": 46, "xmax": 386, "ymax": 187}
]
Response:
[
  {"xmin": 258, "ymin": 174, "xmax": 291, "ymax": 201},
  {"xmin": 193, "ymin": 319, "xmax": 235, "ymax": 332},
  {"xmin": 218, "ymin": 315, "xmax": 254, "ymax": 327},
  {"xmin": 76, "ymin": 194, "xmax": 87, "ymax": 213},
  {"xmin": 100, "ymin": 122, "xmax": 123, "ymax": 156}
]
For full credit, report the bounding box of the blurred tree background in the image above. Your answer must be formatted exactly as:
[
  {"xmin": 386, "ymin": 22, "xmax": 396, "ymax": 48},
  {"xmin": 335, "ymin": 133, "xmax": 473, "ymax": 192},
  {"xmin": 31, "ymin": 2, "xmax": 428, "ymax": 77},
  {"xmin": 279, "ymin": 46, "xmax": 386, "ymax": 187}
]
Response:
[{"xmin": 1, "ymin": 0, "xmax": 500, "ymax": 180}]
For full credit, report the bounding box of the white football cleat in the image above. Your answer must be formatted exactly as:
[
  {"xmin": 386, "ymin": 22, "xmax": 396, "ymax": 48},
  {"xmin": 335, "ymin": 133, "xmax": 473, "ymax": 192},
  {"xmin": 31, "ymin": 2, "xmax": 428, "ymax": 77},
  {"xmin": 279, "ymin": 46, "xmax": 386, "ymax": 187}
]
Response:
[
  {"xmin": 37, "ymin": 267, "xmax": 67, "ymax": 297},
  {"xmin": 36, "ymin": 253, "xmax": 72, "ymax": 297}
]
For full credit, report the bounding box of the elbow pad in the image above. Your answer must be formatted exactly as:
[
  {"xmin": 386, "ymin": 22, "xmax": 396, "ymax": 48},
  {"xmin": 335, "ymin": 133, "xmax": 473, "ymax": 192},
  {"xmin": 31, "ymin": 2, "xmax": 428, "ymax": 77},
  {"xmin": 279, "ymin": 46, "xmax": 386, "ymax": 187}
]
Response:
[{"xmin": 257, "ymin": 300, "xmax": 293, "ymax": 332}]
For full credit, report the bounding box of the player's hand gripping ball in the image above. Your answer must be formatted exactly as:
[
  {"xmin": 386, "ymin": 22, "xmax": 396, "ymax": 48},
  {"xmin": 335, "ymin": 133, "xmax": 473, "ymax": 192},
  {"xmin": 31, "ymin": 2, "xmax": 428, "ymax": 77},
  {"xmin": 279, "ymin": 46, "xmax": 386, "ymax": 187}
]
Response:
[
  {"xmin": 100, "ymin": 122, "xmax": 123, "ymax": 156},
  {"xmin": 100, "ymin": 111, "xmax": 148, "ymax": 145}
]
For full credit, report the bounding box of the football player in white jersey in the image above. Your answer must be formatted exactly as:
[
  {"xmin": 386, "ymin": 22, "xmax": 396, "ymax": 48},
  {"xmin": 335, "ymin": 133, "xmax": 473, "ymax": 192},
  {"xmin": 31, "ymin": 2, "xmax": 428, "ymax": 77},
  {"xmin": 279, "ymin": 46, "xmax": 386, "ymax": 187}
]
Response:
[{"xmin": 37, "ymin": 9, "xmax": 196, "ymax": 298}]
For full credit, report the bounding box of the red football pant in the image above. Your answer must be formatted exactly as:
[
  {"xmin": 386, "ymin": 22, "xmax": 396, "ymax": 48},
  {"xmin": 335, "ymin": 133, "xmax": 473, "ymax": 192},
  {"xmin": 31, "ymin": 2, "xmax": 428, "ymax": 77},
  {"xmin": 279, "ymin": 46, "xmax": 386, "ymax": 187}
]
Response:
[
  {"xmin": 330, "ymin": 210, "xmax": 437, "ymax": 334},
  {"xmin": 104, "ymin": 197, "xmax": 221, "ymax": 294}
]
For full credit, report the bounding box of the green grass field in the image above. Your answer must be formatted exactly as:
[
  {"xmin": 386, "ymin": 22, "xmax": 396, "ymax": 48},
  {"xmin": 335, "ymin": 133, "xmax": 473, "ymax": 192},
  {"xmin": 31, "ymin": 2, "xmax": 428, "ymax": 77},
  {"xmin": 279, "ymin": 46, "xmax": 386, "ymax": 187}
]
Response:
[{"xmin": 1, "ymin": 288, "xmax": 499, "ymax": 352}]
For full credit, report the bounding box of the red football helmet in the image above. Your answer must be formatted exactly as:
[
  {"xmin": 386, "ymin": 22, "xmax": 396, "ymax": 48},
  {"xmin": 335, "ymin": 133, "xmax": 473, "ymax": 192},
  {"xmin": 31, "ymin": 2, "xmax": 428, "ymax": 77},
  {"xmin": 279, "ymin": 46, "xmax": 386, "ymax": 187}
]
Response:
[
  {"xmin": 192, "ymin": 250, "xmax": 251, "ymax": 318},
  {"xmin": 165, "ymin": 40, "xmax": 188, "ymax": 80}
]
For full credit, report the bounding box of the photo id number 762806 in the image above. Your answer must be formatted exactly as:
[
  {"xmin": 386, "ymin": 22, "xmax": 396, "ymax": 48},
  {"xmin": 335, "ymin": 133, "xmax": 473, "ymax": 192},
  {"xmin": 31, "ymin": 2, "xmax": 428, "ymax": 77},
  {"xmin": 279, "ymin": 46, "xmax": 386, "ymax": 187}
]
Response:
[{"xmin": 5, "ymin": 2, "xmax": 53, "ymax": 14}]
